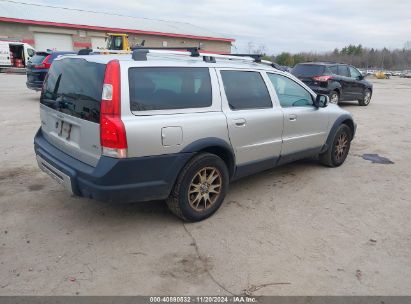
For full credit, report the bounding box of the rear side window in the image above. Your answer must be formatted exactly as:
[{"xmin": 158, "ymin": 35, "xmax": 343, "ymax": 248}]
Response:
[
  {"xmin": 40, "ymin": 58, "xmax": 105, "ymax": 123},
  {"xmin": 129, "ymin": 67, "xmax": 212, "ymax": 111},
  {"xmin": 338, "ymin": 65, "xmax": 350, "ymax": 77},
  {"xmin": 221, "ymin": 71, "xmax": 272, "ymax": 110},
  {"xmin": 328, "ymin": 65, "xmax": 338, "ymax": 75},
  {"xmin": 292, "ymin": 64, "xmax": 325, "ymax": 77}
]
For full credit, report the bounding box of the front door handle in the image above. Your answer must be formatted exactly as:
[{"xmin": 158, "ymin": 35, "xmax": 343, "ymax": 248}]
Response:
[
  {"xmin": 289, "ymin": 114, "xmax": 297, "ymax": 121},
  {"xmin": 233, "ymin": 118, "xmax": 247, "ymax": 127}
]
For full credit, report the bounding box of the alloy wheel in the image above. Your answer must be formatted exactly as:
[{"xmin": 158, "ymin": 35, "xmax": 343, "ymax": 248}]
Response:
[
  {"xmin": 188, "ymin": 167, "xmax": 222, "ymax": 211},
  {"xmin": 335, "ymin": 133, "xmax": 349, "ymax": 161},
  {"xmin": 330, "ymin": 93, "xmax": 339, "ymax": 104},
  {"xmin": 364, "ymin": 91, "xmax": 371, "ymax": 105}
]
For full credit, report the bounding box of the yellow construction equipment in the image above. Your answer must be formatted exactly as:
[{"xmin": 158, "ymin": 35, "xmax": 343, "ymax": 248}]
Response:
[
  {"xmin": 105, "ymin": 33, "xmax": 131, "ymax": 51},
  {"xmin": 375, "ymin": 71, "xmax": 390, "ymax": 79}
]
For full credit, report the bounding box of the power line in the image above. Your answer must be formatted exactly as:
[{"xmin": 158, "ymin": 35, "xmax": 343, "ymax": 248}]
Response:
[{"xmin": 0, "ymin": 0, "xmax": 197, "ymax": 26}]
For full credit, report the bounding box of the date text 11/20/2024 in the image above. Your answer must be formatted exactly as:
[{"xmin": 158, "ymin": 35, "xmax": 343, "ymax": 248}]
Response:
[{"xmin": 149, "ymin": 296, "xmax": 257, "ymax": 303}]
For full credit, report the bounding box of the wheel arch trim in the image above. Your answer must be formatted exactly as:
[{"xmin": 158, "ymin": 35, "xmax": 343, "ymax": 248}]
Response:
[
  {"xmin": 322, "ymin": 115, "xmax": 355, "ymax": 153},
  {"xmin": 180, "ymin": 137, "xmax": 236, "ymax": 178}
]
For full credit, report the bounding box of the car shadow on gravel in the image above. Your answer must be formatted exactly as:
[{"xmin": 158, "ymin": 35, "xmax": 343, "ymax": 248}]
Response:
[
  {"xmin": 337, "ymin": 101, "xmax": 361, "ymax": 107},
  {"xmin": 78, "ymin": 158, "xmax": 323, "ymax": 222},
  {"xmin": 0, "ymin": 156, "xmax": 328, "ymax": 225},
  {"xmin": 73, "ymin": 198, "xmax": 179, "ymax": 224}
]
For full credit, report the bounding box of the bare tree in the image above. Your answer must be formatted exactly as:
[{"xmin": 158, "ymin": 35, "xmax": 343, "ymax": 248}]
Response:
[{"xmin": 247, "ymin": 41, "xmax": 255, "ymax": 54}]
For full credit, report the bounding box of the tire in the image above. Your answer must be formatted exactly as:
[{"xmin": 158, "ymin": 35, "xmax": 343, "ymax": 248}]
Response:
[
  {"xmin": 329, "ymin": 91, "xmax": 340, "ymax": 104},
  {"xmin": 319, "ymin": 124, "xmax": 352, "ymax": 167},
  {"xmin": 358, "ymin": 89, "xmax": 372, "ymax": 106},
  {"xmin": 166, "ymin": 153, "xmax": 229, "ymax": 222}
]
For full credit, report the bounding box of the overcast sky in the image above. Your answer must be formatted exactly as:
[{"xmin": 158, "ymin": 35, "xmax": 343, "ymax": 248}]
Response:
[{"xmin": 28, "ymin": 0, "xmax": 411, "ymax": 54}]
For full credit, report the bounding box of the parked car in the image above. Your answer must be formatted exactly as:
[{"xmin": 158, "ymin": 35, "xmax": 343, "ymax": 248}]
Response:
[
  {"xmin": 0, "ymin": 40, "xmax": 35, "ymax": 69},
  {"xmin": 400, "ymin": 70, "xmax": 411, "ymax": 78},
  {"xmin": 291, "ymin": 62, "xmax": 373, "ymax": 106},
  {"xmin": 34, "ymin": 50, "xmax": 356, "ymax": 221},
  {"xmin": 26, "ymin": 51, "xmax": 76, "ymax": 91}
]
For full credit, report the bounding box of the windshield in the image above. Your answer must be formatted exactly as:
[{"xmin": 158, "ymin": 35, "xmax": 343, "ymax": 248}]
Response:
[
  {"xmin": 292, "ymin": 64, "xmax": 325, "ymax": 77},
  {"xmin": 40, "ymin": 58, "xmax": 106, "ymax": 123},
  {"xmin": 106, "ymin": 36, "xmax": 123, "ymax": 50}
]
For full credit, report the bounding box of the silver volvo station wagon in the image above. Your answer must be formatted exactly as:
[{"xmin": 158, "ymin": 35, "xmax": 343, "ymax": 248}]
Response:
[{"xmin": 34, "ymin": 48, "xmax": 356, "ymax": 221}]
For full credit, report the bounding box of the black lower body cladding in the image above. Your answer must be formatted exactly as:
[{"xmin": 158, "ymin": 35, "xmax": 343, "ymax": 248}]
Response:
[
  {"xmin": 34, "ymin": 129, "xmax": 193, "ymax": 203},
  {"xmin": 26, "ymin": 81, "xmax": 43, "ymax": 91}
]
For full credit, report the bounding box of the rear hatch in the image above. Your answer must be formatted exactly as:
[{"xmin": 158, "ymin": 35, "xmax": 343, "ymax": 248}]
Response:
[
  {"xmin": 291, "ymin": 64, "xmax": 326, "ymax": 86},
  {"xmin": 27, "ymin": 52, "xmax": 49, "ymax": 83},
  {"xmin": 40, "ymin": 57, "xmax": 106, "ymax": 166}
]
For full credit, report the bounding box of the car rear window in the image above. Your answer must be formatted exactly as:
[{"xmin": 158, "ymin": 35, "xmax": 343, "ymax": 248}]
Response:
[
  {"xmin": 30, "ymin": 53, "xmax": 48, "ymax": 65},
  {"xmin": 49, "ymin": 52, "xmax": 77, "ymax": 62},
  {"xmin": 40, "ymin": 58, "xmax": 106, "ymax": 123},
  {"xmin": 128, "ymin": 67, "xmax": 212, "ymax": 111},
  {"xmin": 292, "ymin": 64, "xmax": 325, "ymax": 77}
]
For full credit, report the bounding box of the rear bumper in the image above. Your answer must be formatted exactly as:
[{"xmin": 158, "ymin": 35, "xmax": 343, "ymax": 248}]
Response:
[
  {"xmin": 34, "ymin": 129, "xmax": 193, "ymax": 203},
  {"xmin": 26, "ymin": 81, "xmax": 43, "ymax": 91}
]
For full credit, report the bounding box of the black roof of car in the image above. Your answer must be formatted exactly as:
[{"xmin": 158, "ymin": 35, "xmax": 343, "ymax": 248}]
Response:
[{"xmin": 297, "ymin": 62, "xmax": 346, "ymax": 66}]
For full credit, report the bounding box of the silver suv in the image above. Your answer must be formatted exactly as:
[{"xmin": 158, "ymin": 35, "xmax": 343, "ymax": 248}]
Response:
[{"xmin": 34, "ymin": 49, "xmax": 356, "ymax": 221}]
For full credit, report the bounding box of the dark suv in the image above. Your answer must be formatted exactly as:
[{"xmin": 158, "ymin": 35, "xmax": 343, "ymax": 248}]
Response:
[
  {"xmin": 291, "ymin": 62, "xmax": 373, "ymax": 106},
  {"xmin": 26, "ymin": 51, "xmax": 76, "ymax": 91}
]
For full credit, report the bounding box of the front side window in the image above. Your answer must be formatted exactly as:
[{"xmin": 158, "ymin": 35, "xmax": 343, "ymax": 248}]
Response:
[
  {"xmin": 349, "ymin": 67, "xmax": 361, "ymax": 79},
  {"xmin": 268, "ymin": 73, "xmax": 313, "ymax": 108},
  {"xmin": 220, "ymin": 71, "xmax": 272, "ymax": 110},
  {"xmin": 338, "ymin": 65, "xmax": 350, "ymax": 77},
  {"xmin": 129, "ymin": 67, "xmax": 212, "ymax": 111}
]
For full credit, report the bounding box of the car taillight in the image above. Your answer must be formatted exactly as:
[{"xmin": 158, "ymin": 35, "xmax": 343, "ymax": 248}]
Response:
[
  {"xmin": 34, "ymin": 55, "xmax": 51, "ymax": 69},
  {"xmin": 312, "ymin": 75, "xmax": 333, "ymax": 82},
  {"xmin": 100, "ymin": 60, "xmax": 127, "ymax": 158}
]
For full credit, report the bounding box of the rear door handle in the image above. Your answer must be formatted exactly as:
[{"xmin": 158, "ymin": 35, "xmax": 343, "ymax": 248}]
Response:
[
  {"xmin": 289, "ymin": 114, "xmax": 297, "ymax": 121},
  {"xmin": 233, "ymin": 118, "xmax": 247, "ymax": 127}
]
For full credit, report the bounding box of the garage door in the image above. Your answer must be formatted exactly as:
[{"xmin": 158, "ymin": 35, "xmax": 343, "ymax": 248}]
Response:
[
  {"xmin": 34, "ymin": 33, "xmax": 73, "ymax": 51},
  {"xmin": 91, "ymin": 37, "xmax": 106, "ymax": 49}
]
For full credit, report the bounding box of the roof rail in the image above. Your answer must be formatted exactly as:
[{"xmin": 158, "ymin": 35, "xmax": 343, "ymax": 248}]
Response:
[
  {"xmin": 78, "ymin": 48, "xmax": 131, "ymax": 55},
  {"xmin": 78, "ymin": 48, "xmax": 93, "ymax": 55},
  {"xmin": 229, "ymin": 54, "xmax": 263, "ymax": 63},
  {"xmin": 130, "ymin": 48, "xmax": 286, "ymax": 70},
  {"xmin": 260, "ymin": 60, "xmax": 288, "ymax": 71},
  {"xmin": 132, "ymin": 49, "xmax": 149, "ymax": 61},
  {"xmin": 78, "ymin": 46, "xmax": 284, "ymax": 70},
  {"xmin": 131, "ymin": 46, "xmax": 200, "ymax": 58}
]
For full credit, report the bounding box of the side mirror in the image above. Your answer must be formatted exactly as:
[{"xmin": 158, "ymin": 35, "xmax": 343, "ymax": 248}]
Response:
[
  {"xmin": 358, "ymin": 75, "xmax": 364, "ymax": 80},
  {"xmin": 314, "ymin": 94, "xmax": 329, "ymax": 108}
]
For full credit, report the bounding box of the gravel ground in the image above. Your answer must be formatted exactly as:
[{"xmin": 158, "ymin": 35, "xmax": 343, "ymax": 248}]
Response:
[{"xmin": 0, "ymin": 74, "xmax": 410, "ymax": 295}]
